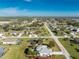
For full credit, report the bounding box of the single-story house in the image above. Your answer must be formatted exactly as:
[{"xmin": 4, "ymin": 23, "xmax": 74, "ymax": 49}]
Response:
[
  {"xmin": 11, "ymin": 32, "xmax": 17, "ymax": 36},
  {"xmin": 0, "ymin": 47, "xmax": 4, "ymax": 57},
  {"xmin": 29, "ymin": 34, "xmax": 38, "ymax": 40},
  {"xmin": 0, "ymin": 33, "xmax": 4, "ymax": 38},
  {"xmin": 70, "ymin": 32, "xmax": 76, "ymax": 36},
  {"xmin": 2, "ymin": 39, "xmax": 21, "ymax": 44},
  {"xmin": 77, "ymin": 28, "xmax": 79, "ymax": 32},
  {"xmin": 29, "ymin": 34, "xmax": 38, "ymax": 38},
  {"xmin": 64, "ymin": 34, "xmax": 68, "ymax": 38},
  {"xmin": 0, "ymin": 33, "xmax": 5, "ymax": 38},
  {"xmin": 36, "ymin": 45, "xmax": 53, "ymax": 56},
  {"xmin": 0, "ymin": 33, "xmax": 3, "ymax": 36}
]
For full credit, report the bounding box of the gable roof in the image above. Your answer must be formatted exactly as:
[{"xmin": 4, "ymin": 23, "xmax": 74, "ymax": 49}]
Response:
[
  {"xmin": 36, "ymin": 45, "xmax": 53, "ymax": 56},
  {"xmin": 3, "ymin": 39, "xmax": 21, "ymax": 42}
]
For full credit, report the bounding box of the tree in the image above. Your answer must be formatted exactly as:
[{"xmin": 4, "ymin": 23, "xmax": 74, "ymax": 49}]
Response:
[
  {"xmin": 49, "ymin": 41, "xmax": 55, "ymax": 48},
  {"xmin": 24, "ymin": 48, "xmax": 29, "ymax": 54},
  {"xmin": 2, "ymin": 24, "xmax": 9, "ymax": 32}
]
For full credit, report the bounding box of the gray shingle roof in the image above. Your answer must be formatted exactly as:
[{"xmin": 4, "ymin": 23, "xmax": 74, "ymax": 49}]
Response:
[{"xmin": 0, "ymin": 47, "xmax": 4, "ymax": 57}]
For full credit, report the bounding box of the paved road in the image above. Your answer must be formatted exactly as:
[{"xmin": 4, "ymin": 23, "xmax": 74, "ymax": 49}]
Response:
[
  {"xmin": 57, "ymin": 36, "xmax": 79, "ymax": 39},
  {"xmin": 44, "ymin": 22, "xmax": 72, "ymax": 59},
  {"xmin": 57, "ymin": 36, "xmax": 70, "ymax": 38},
  {"xmin": 1, "ymin": 36, "xmax": 52, "ymax": 39}
]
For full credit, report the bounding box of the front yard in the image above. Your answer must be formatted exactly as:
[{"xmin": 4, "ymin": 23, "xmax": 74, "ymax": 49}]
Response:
[
  {"xmin": 0, "ymin": 38, "xmax": 62, "ymax": 59},
  {"xmin": 59, "ymin": 38, "xmax": 79, "ymax": 59}
]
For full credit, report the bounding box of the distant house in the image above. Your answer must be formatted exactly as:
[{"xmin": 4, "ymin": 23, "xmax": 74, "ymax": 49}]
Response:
[
  {"xmin": 0, "ymin": 33, "xmax": 3, "ymax": 38},
  {"xmin": 0, "ymin": 47, "xmax": 4, "ymax": 57},
  {"xmin": 74, "ymin": 38, "xmax": 79, "ymax": 44},
  {"xmin": 77, "ymin": 28, "xmax": 79, "ymax": 32},
  {"xmin": 29, "ymin": 33, "xmax": 38, "ymax": 40},
  {"xmin": 64, "ymin": 35, "xmax": 68, "ymax": 38},
  {"xmin": 2, "ymin": 39, "xmax": 21, "ymax": 44},
  {"xmin": 11, "ymin": 32, "xmax": 17, "ymax": 36},
  {"xmin": 70, "ymin": 32, "xmax": 75, "ymax": 36},
  {"xmin": 0, "ymin": 21, "xmax": 10, "ymax": 25},
  {"xmin": 70, "ymin": 32, "xmax": 77, "ymax": 38},
  {"xmin": 0, "ymin": 33, "xmax": 6, "ymax": 38},
  {"xmin": 36, "ymin": 45, "xmax": 53, "ymax": 56},
  {"xmin": 22, "ymin": 21, "xmax": 28, "ymax": 24},
  {"xmin": 0, "ymin": 33, "xmax": 3, "ymax": 36}
]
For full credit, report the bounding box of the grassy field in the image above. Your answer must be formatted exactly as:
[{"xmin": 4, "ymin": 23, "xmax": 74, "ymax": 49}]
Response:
[
  {"xmin": 59, "ymin": 38, "xmax": 79, "ymax": 59},
  {"xmin": 43, "ymin": 39, "xmax": 60, "ymax": 51},
  {"xmin": 0, "ymin": 38, "xmax": 64, "ymax": 59},
  {"xmin": 54, "ymin": 55, "xmax": 66, "ymax": 59},
  {"xmin": 1, "ymin": 38, "xmax": 29, "ymax": 59}
]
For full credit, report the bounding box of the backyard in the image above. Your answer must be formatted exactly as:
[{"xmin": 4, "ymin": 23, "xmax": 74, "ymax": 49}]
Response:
[{"xmin": 1, "ymin": 38, "xmax": 29, "ymax": 59}]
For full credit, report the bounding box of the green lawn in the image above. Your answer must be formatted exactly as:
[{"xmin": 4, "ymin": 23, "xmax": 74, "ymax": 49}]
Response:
[
  {"xmin": 76, "ymin": 32, "xmax": 79, "ymax": 36},
  {"xmin": 1, "ymin": 38, "xmax": 29, "ymax": 59},
  {"xmin": 54, "ymin": 55, "xmax": 66, "ymax": 59},
  {"xmin": 59, "ymin": 39, "xmax": 79, "ymax": 59},
  {"xmin": 0, "ymin": 38, "xmax": 64, "ymax": 59},
  {"xmin": 42, "ymin": 39, "xmax": 60, "ymax": 51}
]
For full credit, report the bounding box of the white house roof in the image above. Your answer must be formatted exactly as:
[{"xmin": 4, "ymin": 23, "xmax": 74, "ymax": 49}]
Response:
[
  {"xmin": 0, "ymin": 33, "xmax": 3, "ymax": 36},
  {"xmin": 3, "ymin": 39, "xmax": 21, "ymax": 43},
  {"xmin": 12, "ymin": 32, "xmax": 17, "ymax": 35},
  {"xmin": 29, "ymin": 34, "xmax": 38, "ymax": 38},
  {"xmin": 77, "ymin": 28, "xmax": 79, "ymax": 32},
  {"xmin": 36, "ymin": 45, "xmax": 53, "ymax": 56},
  {"xmin": 70, "ymin": 32, "xmax": 75, "ymax": 36}
]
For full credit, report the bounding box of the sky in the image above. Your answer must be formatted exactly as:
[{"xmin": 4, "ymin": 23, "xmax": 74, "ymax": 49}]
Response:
[{"xmin": 0, "ymin": 0, "xmax": 79, "ymax": 16}]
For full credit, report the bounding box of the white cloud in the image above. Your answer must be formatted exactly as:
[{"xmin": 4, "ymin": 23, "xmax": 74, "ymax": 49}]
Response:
[
  {"xmin": 24, "ymin": 0, "xmax": 31, "ymax": 2},
  {"xmin": 0, "ymin": 7, "xmax": 79, "ymax": 16},
  {"xmin": 0, "ymin": 7, "xmax": 29, "ymax": 16},
  {"xmin": 0, "ymin": 7, "xmax": 54, "ymax": 16}
]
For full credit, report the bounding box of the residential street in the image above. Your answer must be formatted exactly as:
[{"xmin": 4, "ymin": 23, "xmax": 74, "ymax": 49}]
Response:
[{"xmin": 44, "ymin": 22, "xmax": 72, "ymax": 59}]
